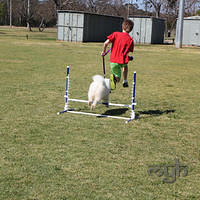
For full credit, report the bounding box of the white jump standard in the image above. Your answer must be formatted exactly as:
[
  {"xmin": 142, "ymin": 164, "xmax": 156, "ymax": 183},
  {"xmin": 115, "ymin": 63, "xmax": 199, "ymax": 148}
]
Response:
[{"xmin": 57, "ymin": 66, "xmax": 137, "ymax": 123}]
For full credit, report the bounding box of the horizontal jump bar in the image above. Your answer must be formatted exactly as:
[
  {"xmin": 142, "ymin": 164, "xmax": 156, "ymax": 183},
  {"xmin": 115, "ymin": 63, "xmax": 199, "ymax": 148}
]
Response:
[
  {"xmin": 67, "ymin": 110, "xmax": 130, "ymax": 120},
  {"xmin": 57, "ymin": 110, "xmax": 134, "ymax": 123},
  {"xmin": 66, "ymin": 97, "xmax": 136, "ymax": 107}
]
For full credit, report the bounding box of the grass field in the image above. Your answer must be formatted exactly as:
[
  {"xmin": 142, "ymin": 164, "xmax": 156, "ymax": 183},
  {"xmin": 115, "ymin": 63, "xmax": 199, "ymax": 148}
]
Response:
[{"xmin": 0, "ymin": 27, "xmax": 200, "ymax": 200}]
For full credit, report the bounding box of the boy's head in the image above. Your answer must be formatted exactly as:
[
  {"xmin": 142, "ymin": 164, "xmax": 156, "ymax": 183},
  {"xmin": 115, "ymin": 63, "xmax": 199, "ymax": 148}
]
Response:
[{"xmin": 122, "ymin": 19, "xmax": 134, "ymax": 33}]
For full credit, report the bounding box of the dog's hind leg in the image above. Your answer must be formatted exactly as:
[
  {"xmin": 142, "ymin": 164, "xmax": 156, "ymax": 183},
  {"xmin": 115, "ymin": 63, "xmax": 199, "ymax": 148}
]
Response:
[
  {"xmin": 91, "ymin": 94, "xmax": 102, "ymax": 110},
  {"xmin": 88, "ymin": 95, "xmax": 93, "ymax": 107},
  {"xmin": 91, "ymin": 99, "xmax": 98, "ymax": 110},
  {"xmin": 88, "ymin": 101, "xmax": 92, "ymax": 106}
]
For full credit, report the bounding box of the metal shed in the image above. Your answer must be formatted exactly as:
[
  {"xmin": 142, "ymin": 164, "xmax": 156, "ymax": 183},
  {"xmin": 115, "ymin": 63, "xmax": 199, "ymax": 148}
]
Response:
[
  {"xmin": 177, "ymin": 16, "xmax": 200, "ymax": 46},
  {"xmin": 128, "ymin": 16, "xmax": 165, "ymax": 44},
  {"xmin": 57, "ymin": 10, "xmax": 123, "ymax": 42}
]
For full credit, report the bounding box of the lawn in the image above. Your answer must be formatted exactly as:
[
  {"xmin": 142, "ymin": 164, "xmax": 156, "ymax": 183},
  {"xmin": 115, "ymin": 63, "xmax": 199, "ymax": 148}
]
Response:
[{"xmin": 0, "ymin": 27, "xmax": 200, "ymax": 200}]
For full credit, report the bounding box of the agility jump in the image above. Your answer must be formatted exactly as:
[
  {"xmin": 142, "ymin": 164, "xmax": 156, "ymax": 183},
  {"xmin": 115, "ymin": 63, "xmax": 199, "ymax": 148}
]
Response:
[{"xmin": 57, "ymin": 66, "xmax": 137, "ymax": 123}]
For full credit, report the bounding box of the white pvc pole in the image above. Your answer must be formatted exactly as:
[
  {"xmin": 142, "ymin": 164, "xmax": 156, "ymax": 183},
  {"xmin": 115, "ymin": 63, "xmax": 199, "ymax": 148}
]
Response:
[
  {"xmin": 27, "ymin": 0, "xmax": 30, "ymax": 29},
  {"xmin": 9, "ymin": 0, "xmax": 12, "ymax": 27},
  {"xmin": 67, "ymin": 111, "xmax": 130, "ymax": 120},
  {"xmin": 67, "ymin": 98, "xmax": 136, "ymax": 108},
  {"xmin": 176, "ymin": 0, "xmax": 185, "ymax": 48}
]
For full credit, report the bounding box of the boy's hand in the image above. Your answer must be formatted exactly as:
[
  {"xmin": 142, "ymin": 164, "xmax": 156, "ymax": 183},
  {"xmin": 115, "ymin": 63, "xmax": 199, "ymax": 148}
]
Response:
[
  {"xmin": 101, "ymin": 51, "xmax": 105, "ymax": 57},
  {"xmin": 102, "ymin": 39, "xmax": 111, "ymax": 57},
  {"xmin": 128, "ymin": 56, "xmax": 134, "ymax": 61}
]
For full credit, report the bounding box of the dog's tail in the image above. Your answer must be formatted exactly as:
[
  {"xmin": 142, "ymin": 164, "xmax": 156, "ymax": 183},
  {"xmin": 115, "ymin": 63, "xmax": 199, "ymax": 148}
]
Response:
[{"xmin": 92, "ymin": 75, "xmax": 104, "ymax": 83}]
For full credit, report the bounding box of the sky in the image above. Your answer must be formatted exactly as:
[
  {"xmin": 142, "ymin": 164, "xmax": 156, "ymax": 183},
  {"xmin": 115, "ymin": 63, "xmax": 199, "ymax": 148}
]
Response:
[{"xmin": 125, "ymin": 0, "xmax": 145, "ymax": 9}]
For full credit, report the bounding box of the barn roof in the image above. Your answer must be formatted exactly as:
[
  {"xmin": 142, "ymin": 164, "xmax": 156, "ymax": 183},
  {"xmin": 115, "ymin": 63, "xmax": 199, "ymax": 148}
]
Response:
[{"xmin": 184, "ymin": 16, "xmax": 200, "ymax": 20}]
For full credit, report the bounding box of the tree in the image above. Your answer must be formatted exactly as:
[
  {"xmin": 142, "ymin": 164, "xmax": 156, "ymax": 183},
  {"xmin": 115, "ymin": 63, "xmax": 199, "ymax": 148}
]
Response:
[
  {"xmin": 13, "ymin": 0, "xmax": 37, "ymax": 29},
  {"xmin": 0, "ymin": 0, "xmax": 9, "ymax": 25},
  {"xmin": 143, "ymin": 0, "xmax": 165, "ymax": 18},
  {"xmin": 143, "ymin": 0, "xmax": 200, "ymax": 18},
  {"xmin": 163, "ymin": 0, "xmax": 179, "ymax": 32},
  {"xmin": 184, "ymin": 0, "xmax": 200, "ymax": 15},
  {"xmin": 86, "ymin": 0, "xmax": 97, "ymax": 12},
  {"xmin": 164, "ymin": 0, "xmax": 200, "ymax": 31},
  {"xmin": 0, "ymin": 2, "xmax": 5, "ymax": 24},
  {"xmin": 35, "ymin": 0, "xmax": 57, "ymax": 29},
  {"xmin": 51, "ymin": 0, "xmax": 62, "ymax": 10},
  {"xmin": 141, "ymin": 0, "xmax": 200, "ymax": 33},
  {"xmin": 111, "ymin": 0, "xmax": 127, "ymax": 17}
]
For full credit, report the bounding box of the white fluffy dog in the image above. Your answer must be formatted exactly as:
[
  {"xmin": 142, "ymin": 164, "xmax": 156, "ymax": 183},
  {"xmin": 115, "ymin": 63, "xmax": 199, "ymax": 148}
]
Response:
[{"xmin": 88, "ymin": 75, "xmax": 110, "ymax": 110}]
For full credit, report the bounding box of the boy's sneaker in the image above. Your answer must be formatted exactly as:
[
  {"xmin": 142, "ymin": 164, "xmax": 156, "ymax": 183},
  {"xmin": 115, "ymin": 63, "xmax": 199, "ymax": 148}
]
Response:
[
  {"xmin": 110, "ymin": 74, "xmax": 116, "ymax": 90},
  {"xmin": 123, "ymin": 81, "xmax": 129, "ymax": 87}
]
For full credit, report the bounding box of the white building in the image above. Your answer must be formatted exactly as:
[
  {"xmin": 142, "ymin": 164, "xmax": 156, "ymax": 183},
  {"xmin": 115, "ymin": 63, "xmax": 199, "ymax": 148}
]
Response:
[
  {"xmin": 177, "ymin": 16, "xmax": 200, "ymax": 46},
  {"xmin": 129, "ymin": 16, "xmax": 165, "ymax": 44}
]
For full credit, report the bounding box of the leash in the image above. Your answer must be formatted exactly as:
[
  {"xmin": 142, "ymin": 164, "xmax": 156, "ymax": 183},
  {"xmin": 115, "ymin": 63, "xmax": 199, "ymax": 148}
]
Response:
[{"xmin": 102, "ymin": 48, "xmax": 111, "ymax": 78}]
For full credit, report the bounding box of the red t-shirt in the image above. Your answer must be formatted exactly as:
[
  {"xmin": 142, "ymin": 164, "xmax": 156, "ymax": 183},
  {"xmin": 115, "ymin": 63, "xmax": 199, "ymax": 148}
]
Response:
[{"xmin": 107, "ymin": 32, "xmax": 134, "ymax": 64}]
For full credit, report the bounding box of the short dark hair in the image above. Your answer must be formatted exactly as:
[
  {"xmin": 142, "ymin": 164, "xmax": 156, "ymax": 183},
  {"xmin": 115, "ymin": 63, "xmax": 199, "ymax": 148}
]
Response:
[{"xmin": 122, "ymin": 19, "xmax": 134, "ymax": 33}]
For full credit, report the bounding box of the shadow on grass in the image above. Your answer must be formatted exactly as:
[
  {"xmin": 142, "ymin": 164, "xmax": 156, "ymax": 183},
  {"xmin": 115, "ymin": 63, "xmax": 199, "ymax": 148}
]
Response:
[
  {"xmin": 101, "ymin": 108, "xmax": 129, "ymax": 116},
  {"xmin": 99, "ymin": 109, "xmax": 176, "ymax": 120},
  {"xmin": 72, "ymin": 107, "xmax": 175, "ymax": 120},
  {"xmin": 136, "ymin": 109, "xmax": 176, "ymax": 119}
]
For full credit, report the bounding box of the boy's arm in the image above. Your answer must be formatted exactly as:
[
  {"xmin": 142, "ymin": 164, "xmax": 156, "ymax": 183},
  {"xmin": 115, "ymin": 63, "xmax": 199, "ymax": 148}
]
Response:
[
  {"xmin": 129, "ymin": 40, "xmax": 134, "ymax": 52},
  {"xmin": 101, "ymin": 39, "xmax": 111, "ymax": 56},
  {"xmin": 128, "ymin": 41, "xmax": 134, "ymax": 61}
]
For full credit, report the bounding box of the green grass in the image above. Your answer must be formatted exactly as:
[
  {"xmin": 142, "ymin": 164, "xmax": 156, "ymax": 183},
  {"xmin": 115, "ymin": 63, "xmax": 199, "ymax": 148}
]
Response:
[{"xmin": 0, "ymin": 27, "xmax": 200, "ymax": 200}]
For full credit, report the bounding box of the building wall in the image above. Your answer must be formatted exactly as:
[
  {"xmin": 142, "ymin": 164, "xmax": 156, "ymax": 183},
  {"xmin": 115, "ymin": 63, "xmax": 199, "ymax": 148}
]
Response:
[
  {"xmin": 57, "ymin": 12, "xmax": 84, "ymax": 42},
  {"xmin": 83, "ymin": 14, "xmax": 123, "ymax": 42},
  {"xmin": 151, "ymin": 18, "xmax": 165, "ymax": 44},
  {"xmin": 129, "ymin": 17, "xmax": 152, "ymax": 44},
  {"xmin": 182, "ymin": 19, "xmax": 200, "ymax": 46},
  {"xmin": 129, "ymin": 17, "xmax": 165, "ymax": 44},
  {"xmin": 57, "ymin": 10, "xmax": 123, "ymax": 42}
]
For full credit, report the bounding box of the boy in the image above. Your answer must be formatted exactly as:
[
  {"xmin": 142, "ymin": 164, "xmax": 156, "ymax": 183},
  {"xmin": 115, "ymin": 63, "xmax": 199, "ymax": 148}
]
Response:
[{"xmin": 101, "ymin": 19, "xmax": 134, "ymax": 89}]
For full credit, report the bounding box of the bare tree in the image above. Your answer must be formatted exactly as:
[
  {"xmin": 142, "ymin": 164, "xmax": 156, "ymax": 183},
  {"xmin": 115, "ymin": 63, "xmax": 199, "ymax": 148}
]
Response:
[
  {"xmin": 85, "ymin": 0, "xmax": 129, "ymax": 17},
  {"xmin": 86, "ymin": 0, "xmax": 97, "ymax": 12},
  {"xmin": 111, "ymin": 0, "xmax": 126, "ymax": 17},
  {"xmin": 51, "ymin": 0, "xmax": 62, "ymax": 10},
  {"xmin": 145, "ymin": 0, "xmax": 200, "ymax": 18},
  {"xmin": 185, "ymin": 0, "xmax": 200, "ymax": 15},
  {"xmin": 1, "ymin": 0, "xmax": 199, "ymax": 27},
  {"xmin": 35, "ymin": 0, "xmax": 56, "ymax": 31},
  {"xmin": 143, "ymin": 0, "xmax": 165, "ymax": 18}
]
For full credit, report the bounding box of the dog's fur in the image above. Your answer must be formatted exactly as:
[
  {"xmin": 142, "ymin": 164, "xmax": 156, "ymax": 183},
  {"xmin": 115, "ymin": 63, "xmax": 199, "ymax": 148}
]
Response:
[{"xmin": 88, "ymin": 75, "xmax": 110, "ymax": 110}]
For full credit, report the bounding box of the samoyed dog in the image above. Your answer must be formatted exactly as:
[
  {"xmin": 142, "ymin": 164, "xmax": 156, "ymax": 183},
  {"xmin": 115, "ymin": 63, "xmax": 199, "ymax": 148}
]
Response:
[{"xmin": 88, "ymin": 75, "xmax": 111, "ymax": 110}]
